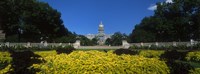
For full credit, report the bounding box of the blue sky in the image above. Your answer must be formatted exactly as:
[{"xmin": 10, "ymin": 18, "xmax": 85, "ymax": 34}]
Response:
[{"xmin": 41, "ymin": 0, "xmax": 169, "ymax": 35}]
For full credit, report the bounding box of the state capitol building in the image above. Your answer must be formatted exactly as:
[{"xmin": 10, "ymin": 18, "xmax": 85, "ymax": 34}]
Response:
[{"xmin": 85, "ymin": 22, "xmax": 112, "ymax": 45}]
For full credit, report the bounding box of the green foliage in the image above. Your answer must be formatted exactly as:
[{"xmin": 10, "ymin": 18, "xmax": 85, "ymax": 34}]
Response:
[
  {"xmin": 189, "ymin": 68, "xmax": 200, "ymax": 74},
  {"xmin": 161, "ymin": 50, "xmax": 189, "ymax": 61},
  {"xmin": 130, "ymin": 0, "xmax": 200, "ymax": 42},
  {"xmin": 31, "ymin": 51, "xmax": 170, "ymax": 74},
  {"xmin": 55, "ymin": 45, "xmax": 76, "ymax": 54},
  {"xmin": 79, "ymin": 35, "xmax": 98, "ymax": 46},
  {"xmin": 1, "ymin": 49, "xmax": 200, "ymax": 73},
  {"xmin": 54, "ymin": 36, "xmax": 75, "ymax": 43},
  {"xmin": 107, "ymin": 32, "xmax": 128, "ymax": 46},
  {"xmin": 139, "ymin": 50, "xmax": 164, "ymax": 58},
  {"xmin": 105, "ymin": 38, "xmax": 111, "ymax": 45},
  {"xmin": 0, "ymin": 52, "xmax": 12, "ymax": 71},
  {"xmin": 0, "ymin": 0, "xmax": 74, "ymax": 42},
  {"xmin": 91, "ymin": 37, "xmax": 98, "ymax": 45},
  {"xmin": 0, "ymin": 64, "xmax": 11, "ymax": 74},
  {"xmin": 54, "ymin": 33, "xmax": 76, "ymax": 43},
  {"xmin": 185, "ymin": 51, "xmax": 200, "ymax": 63},
  {"xmin": 193, "ymin": 43, "xmax": 200, "ymax": 50},
  {"xmin": 130, "ymin": 19, "xmax": 157, "ymax": 42},
  {"xmin": 110, "ymin": 32, "xmax": 123, "ymax": 46},
  {"xmin": 174, "ymin": 45, "xmax": 190, "ymax": 50},
  {"xmin": 34, "ymin": 51, "xmax": 57, "ymax": 57},
  {"xmin": 113, "ymin": 49, "xmax": 140, "ymax": 55},
  {"xmin": 0, "ymin": 54, "xmax": 10, "ymax": 73},
  {"xmin": 168, "ymin": 60, "xmax": 194, "ymax": 74}
]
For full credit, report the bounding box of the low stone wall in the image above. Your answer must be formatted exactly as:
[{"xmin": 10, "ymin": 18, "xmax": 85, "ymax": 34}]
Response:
[
  {"xmin": 77, "ymin": 46, "xmax": 123, "ymax": 49},
  {"xmin": 0, "ymin": 40, "xmax": 81, "ymax": 48},
  {"xmin": 0, "ymin": 42, "xmax": 72, "ymax": 47},
  {"xmin": 129, "ymin": 41, "xmax": 199, "ymax": 47},
  {"xmin": 0, "ymin": 42, "xmax": 124, "ymax": 49},
  {"xmin": 0, "ymin": 41, "xmax": 199, "ymax": 49}
]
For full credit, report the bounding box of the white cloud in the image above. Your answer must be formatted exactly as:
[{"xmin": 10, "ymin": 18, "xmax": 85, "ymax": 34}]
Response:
[
  {"xmin": 148, "ymin": 5, "xmax": 157, "ymax": 11},
  {"xmin": 166, "ymin": 0, "xmax": 173, "ymax": 3},
  {"xmin": 147, "ymin": 0, "xmax": 173, "ymax": 11}
]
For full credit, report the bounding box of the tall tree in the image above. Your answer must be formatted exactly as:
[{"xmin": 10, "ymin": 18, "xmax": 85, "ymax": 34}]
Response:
[
  {"xmin": 130, "ymin": 0, "xmax": 200, "ymax": 42},
  {"xmin": 109, "ymin": 32, "xmax": 126, "ymax": 46},
  {"xmin": 0, "ymin": 0, "xmax": 72, "ymax": 42}
]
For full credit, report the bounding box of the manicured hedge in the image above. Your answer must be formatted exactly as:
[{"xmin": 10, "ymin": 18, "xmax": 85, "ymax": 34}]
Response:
[
  {"xmin": 139, "ymin": 50, "xmax": 164, "ymax": 58},
  {"xmin": 189, "ymin": 68, "xmax": 200, "ymax": 74},
  {"xmin": 0, "ymin": 52, "xmax": 12, "ymax": 74},
  {"xmin": 185, "ymin": 51, "xmax": 200, "ymax": 63}
]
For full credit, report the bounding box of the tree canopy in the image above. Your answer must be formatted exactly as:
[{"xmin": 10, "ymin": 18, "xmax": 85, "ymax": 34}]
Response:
[
  {"xmin": 130, "ymin": 0, "xmax": 200, "ymax": 42},
  {"xmin": 106, "ymin": 32, "xmax": 128, "ymax": 46},
  {"xmin": 0, "ymin": 0, "xmax": 73, "ymax": 42},
  {"xmin": 78, "ymin": 35, "xmax": 98, "ymax": 46}
]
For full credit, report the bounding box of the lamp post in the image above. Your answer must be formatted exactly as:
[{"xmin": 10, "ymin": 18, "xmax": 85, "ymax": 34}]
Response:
[
  {"xmin": 18, "ymin": 28, "xmax": 23, "ymax": 42},
  {"xmin": 18, "ymin": 12, "xmax": 25, "ymax": 43},
  {"xmin": 189, "ymin": 21, "xmax": 195, "ymax": 50},
  {"xmin": 189, "ymin": 21, "xmax": 194, "ymax": 41},
  {"xmin": 40, "ymin": 37, "xmax": 43, "ymax": 42}
]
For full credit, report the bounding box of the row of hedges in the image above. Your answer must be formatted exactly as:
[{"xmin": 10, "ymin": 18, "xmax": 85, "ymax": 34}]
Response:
[
  {"xmin": 139, "ymin": 50, "xmax": 164, "ymax": 58},
  {"xmin": 1, "ymin": 49, "xmax": 200, "ymax": 73},
  {"xmin": 136, "ymin": 50, "xmax": 200, "ymax": 74},
  {"xmin": 136, "ymin": 50, "xmax": 200, "ymax": 63}
]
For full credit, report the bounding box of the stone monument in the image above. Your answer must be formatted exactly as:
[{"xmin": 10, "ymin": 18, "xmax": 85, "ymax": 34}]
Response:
[
  {"xmin": 73, "ymin": 40, "xmax": 80, "ymax": 48},
  {"xmin": 122, "ymin": 40, "xmax": 130, "ymax": 48}
]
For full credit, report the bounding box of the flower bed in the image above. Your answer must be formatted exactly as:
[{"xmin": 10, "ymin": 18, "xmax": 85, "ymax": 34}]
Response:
[{"xmin": 32, "ymin": 50, "xmax": 169, "ymax": 74}]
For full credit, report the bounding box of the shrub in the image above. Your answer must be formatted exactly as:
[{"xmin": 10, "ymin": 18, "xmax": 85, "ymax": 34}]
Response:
[
  {"xmin": 0, "ymin": 52, "xmax": 12, "ymax": 70},
  {"xmin": 34, "ymin": 51, "xmax": 57, "ymax": 57},
  {"xmin": 139, "ymin": 50, "xmax": 164, "ymax": 58},
  {"xmin": 176, "ymin": 45, "xmax": 190, "ymax": 50},
  {"xmin": 189, "ymin": 68, "xmax": 200, "ymax": 74},
  {"xmin": 193, "ymin": 43, "xmax": 200, "ymax": 50},
  {"xmin": 56, "ymin": 45, "xmax": 75, "ymax": 54},
  {"xmin": 167, "ymin": 60, "xmax": 194, "ymax": 74},
  {"xmin": 160, "ymin": 50, "xmax": 189, "ymax": 61},
  {"xmin": 31, "ymin": 50, "xmax": 169, "ymax": 74},
  {"xmin": 113, "ymin": 48, "xmax": 140, "ymax": 55},
  {"xmin": 7, "ymin": 49, "xmax": 42, "ymax": 74},
  {"xmin": 185, "ymin": 51, "xmax": 200, "ymax": 63},
  {"xmin": 0, "ymin": 65, "xmax": 12, "ymax": 74}
]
